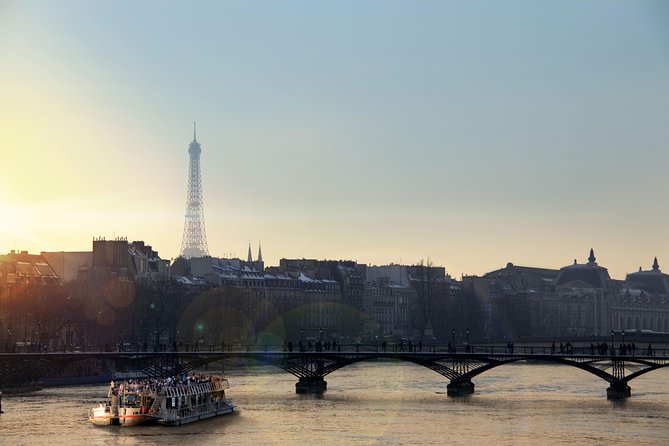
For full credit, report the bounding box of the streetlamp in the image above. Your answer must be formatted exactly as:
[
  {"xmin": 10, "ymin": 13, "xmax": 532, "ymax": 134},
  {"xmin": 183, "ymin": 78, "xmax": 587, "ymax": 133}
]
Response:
[
  {"xmin": 301, "ymin": 327, "xmax": 304, "ymax": 342},
  {"xmin": 466, "ymin": 328, "xmax": 470, "ymax": 352},
  {"xmin": 65, "ymin": 322, "xmax": 72, "ymax": 351},
  {"xmin": 319, "ymin": 328, "xmax": 323, "ymax": 342},
  {"xmin": 451, "ymin": 328, "xmax": 455, "ymax": 351},
  {"xmin": 622, "ymin": 330, "xmax": 625, "ymax": 346},
  {"xmin": 611, "ymin": 330, "xmax": 614, "ymax": 355}
]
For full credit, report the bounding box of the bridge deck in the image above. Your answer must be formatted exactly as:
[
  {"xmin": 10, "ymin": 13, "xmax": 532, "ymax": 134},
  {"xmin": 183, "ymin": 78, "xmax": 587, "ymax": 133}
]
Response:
[{"xmin": 2, "ymin": 347, "xmax": 667, "ymax": 398}]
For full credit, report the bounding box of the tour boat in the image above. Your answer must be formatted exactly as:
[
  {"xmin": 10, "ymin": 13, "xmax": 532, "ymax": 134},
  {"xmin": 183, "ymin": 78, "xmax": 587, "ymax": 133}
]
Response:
[
  {"xmin": 151, "ymin": 378, "xmax": 234, "ymax": 426},
  {"xmin": 89, "ymin": 375, "xmax": 234, "ymax": 427},
  {"xmin": 89, "ymin": 381, "xmax": 156, "ymax": 426}
]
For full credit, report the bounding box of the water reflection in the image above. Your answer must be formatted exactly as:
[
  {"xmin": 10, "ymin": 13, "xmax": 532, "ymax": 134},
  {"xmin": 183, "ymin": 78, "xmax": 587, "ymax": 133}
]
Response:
[{"xmin": 0, "ymin": 362, "xmax": 667, "ymax": 445}]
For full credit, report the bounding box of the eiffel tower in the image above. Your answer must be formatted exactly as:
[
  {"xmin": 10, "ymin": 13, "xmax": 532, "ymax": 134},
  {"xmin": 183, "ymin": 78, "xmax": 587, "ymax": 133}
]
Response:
[{"xmin": 180, "ymin": 122, "xmax": 210, "ymax": 258}]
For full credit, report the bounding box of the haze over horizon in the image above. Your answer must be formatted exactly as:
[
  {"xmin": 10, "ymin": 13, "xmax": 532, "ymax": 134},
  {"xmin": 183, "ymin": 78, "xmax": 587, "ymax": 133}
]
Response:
[{"xmin": 1, "ymin": 1, "xmax": 668, "ymax": 279}]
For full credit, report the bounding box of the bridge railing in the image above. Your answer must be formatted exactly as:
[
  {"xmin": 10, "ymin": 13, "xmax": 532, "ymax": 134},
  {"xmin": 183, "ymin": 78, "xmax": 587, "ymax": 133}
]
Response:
[{"xmin": 5, "ymin": 343, "xmax": 668, "ymax": 357}]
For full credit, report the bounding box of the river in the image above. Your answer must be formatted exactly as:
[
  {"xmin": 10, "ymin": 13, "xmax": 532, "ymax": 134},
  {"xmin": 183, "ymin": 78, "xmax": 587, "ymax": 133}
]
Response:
[{"xmin": 1, "ymin": 361, "xmax": 668, "ymax": 445}]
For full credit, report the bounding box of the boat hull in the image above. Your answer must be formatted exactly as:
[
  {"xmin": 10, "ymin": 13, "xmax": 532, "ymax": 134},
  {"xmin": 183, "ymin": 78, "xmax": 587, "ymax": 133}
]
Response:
[
  {"xmin": 157, "ymin": 403, "xmax": 235, "ymax": 426},
  {"xmin": 119, "ymin": 406, "xmax": 150, "ymax": 426},
  {"xmin": 89, "ymin": 406, "xmax": 119, "ymax": 426},
  {"xmin": 90, "ymin": 414, "xmax": 117, "ymax": 426}
]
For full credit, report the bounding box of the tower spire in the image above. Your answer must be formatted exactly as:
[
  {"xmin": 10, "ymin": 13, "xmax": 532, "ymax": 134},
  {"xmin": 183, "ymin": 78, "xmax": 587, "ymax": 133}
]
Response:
[
  {"xmin": 193, "ymin": 121, "xmax": 197, "ymax": 142},
  {"xmin": 180, "ymin": 125, "xmax": 209, "ymax": 258},
  {"xmin": 257, "ymin": 241, "xmax": 263, "ymax": 263},
  {"xmin": 247, "ymin": 241, "xmax": 253, "ymax": 263},
  {"xmin": 588, "ymin": 248, "xmax": 596, "ymax": 264},
  {"xmin": 653, "ymin": 257, "xmax": 660, "ymax": 271}
]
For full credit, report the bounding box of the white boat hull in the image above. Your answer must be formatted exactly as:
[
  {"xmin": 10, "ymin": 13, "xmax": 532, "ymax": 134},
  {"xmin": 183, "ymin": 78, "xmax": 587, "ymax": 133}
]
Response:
[
  {"xmin": 119, "ymin": 406, "xmax": 150, "ymax": 426},
  {"xmin": 89, "ymin": 406, "xmax": 118, "ymax": 426},
  {"xmin": 157, "ymin": 403, "xmax": 234, "ymax": 426}
]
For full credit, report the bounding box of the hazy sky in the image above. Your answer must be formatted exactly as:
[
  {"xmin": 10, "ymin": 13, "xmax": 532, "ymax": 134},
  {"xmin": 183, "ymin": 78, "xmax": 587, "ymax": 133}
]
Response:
[{"xmin": 1, "ymin": 1, "xmax": 668, "ymax": 279}]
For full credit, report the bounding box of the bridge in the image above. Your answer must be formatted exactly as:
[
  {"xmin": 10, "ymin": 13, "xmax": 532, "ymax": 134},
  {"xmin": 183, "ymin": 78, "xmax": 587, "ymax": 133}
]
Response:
[{"xmin": 1, "ymin": 345, "xmax": 668, "ymax": 399}]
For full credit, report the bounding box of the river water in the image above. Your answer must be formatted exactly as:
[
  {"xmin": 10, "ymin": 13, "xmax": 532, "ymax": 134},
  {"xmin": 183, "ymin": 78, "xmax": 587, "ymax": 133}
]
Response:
[{"xmin": 1, "ymin": 361, "xmax": 668, "ymax": 445}]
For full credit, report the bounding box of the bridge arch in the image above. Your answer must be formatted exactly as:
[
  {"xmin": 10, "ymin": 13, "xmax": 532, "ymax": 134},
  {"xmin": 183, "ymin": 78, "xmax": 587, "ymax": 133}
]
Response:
[{"xmin": 200, "ymin": 352, "xmax": 669, "ymax": 399}]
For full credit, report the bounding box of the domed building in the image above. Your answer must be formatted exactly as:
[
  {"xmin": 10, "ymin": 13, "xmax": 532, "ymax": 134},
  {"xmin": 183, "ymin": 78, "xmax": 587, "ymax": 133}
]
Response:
[
  {"xmin": 555, "ymin": 249, "xmax": 614, "ymax": 290},
  {"xmin": 613, "ymin": 258, "xmax": 669, "ymax": 333},
  {"xmin": 551, "ymin": 249, "xmax": 615, "ymax": 337},
  {"xmin": 461, "ymin": 249, "xmax": 669, "ymax": 341},
  {"xmin": 625, "ymin": 257, "xmax": 669, "ymax": 295}
]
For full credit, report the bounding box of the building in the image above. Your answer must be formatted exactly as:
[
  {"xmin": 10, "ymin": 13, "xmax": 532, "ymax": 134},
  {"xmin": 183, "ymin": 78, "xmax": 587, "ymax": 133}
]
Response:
[
  {"xmin": 551, "ymin": 249, "xmax": 613, "ymax": 337},
  {"xmin": 171, "ymin": 255, "xmax": 343, "ymax": 341},
  {"xmin": 41, "ymin": 251, "xmax": 92, "ymax": 283},
  {"xmin": 362, "ymin": 279, "xmax": 413, "ymax": 339},
  {"xmin": 0, "ymin": 250, "xmax": 63, "ymax": 351},
  {"xmin": 464, "ymin": 249, "xmax": 669, "ymax": 341},
  {"xmin": 92, "ymin": 237, "xmax": 170, "ymax": 283},
  {"xmin": 613, "ymin": 258, "xmax": 669, "ymax": 333},
  {"xmin": 0, "ymin": 250, "xmax": 61, "ymax": 293},
  {"xmin": 128, "ymin": 241, "xmax": 171, "ymax": 283}
]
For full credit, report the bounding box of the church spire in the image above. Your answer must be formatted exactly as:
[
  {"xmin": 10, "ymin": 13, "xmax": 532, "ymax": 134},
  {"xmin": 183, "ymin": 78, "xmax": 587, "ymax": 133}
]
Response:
[
  {"xmin": 247, "ymin": 241, "xmax": 253, "ymax": 263},
  {"xmin": 588, "ymin": 248, "xmax": 596, "ymax": 264},
  {"xmin": 257, "ymin": 241, "xmax": 263, "ymax": 263},
  {"xmin": 653, "ymin": 257, "xmax": 660, "ymax": 271}
]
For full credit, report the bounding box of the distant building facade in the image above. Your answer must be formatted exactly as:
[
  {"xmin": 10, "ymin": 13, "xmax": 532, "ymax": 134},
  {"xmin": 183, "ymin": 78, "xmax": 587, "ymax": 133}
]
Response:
[
  {"xmin": 464, "ymin": 249, "xmax": 669, "ymax": 341},
  {"xmin": 172, "ymin": 256, "xmax": 458, "ymax": 342},
  {"xmin": 362, "ymin": 280, "xmax": 413, "ymax": 339},
  {"xmin": 0, "ymin": 250, "xmax": 62, "ymax": 350},
  {"xmin": 41, "ymin": 251, "xmax": 92, "ymax": 283},
  {"xmin": 171, "ymin": 255, "xmax": 344, "ymax": 341},
  {"xmin": 0, "ymin": 250, "xmax": 61, "ymax": 294},
  {"xmin": 92, "ymin": 237, "xmax": 170, "ymax": 283},
  {"xmin": 612, "ymin": 258, "xmax": 669, "ymax": 333}
]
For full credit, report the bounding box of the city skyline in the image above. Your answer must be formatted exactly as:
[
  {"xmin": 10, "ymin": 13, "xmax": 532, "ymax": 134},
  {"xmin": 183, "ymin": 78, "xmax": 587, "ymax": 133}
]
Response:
[{"xmin": 1, "ymin": 1, "xmax": 668, "ymax": 278}]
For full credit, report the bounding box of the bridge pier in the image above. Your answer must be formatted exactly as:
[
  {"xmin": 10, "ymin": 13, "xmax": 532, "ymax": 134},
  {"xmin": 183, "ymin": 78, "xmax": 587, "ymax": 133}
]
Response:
[
  {"xmin": 446, "ymin": 380, "xmax": 475, "ymax": 397},
  {"xmin": 295, "ymin": 377, "xmax": 327, "ymax": 394},
  {"xmin": 606, "ymin": 382, "xmax": 631, "ymax": 399}
]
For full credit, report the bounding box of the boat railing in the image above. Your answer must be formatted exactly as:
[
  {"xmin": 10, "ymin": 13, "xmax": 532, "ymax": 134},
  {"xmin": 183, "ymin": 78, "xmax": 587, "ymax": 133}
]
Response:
[
  {"xmin": 117, "ymin": 383, "xmax": 160, "ymax": 395},
  {"xmin": 162, "ymin": 379, "xmax": 229, "ymax": 398},
  {"xmin": 156, "ymin": 399, "xmax": 232, "ymax": 421}
]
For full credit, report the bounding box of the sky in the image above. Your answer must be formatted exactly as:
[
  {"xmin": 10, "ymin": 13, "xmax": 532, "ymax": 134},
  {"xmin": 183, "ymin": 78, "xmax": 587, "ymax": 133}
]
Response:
[{"xmin": 1, "ymin": 0, "xmax": 668, "ymax": 279}]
